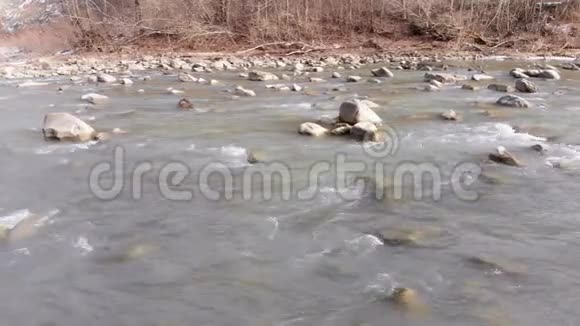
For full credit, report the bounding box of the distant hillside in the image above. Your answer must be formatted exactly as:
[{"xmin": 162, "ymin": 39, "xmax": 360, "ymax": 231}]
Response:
[{"xmin": 0, "ymin": 0, "xmax": 61, "ymax": 33}]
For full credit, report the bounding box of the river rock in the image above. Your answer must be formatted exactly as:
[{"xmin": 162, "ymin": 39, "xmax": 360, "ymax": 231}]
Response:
[
  {"xmin": 339, "ymin": 100, "xmax": 382, "ymax": 125},
  {"xmin": 81, "ymin": 93, "xmax": 109, "ymax": 104},
  {"xmin": 234, "ymin": 86, "xmax": 256, "ymax": 97},
  {"xmin": 371, "ymin": 67, "xmax": 394, "ymax": 78},
  {"xmin": 471, "ymin": 73, "xmax": 494, "ymax": 81},
  {"xmin": 538, "ymin": 69, "xmax": 560, "ymax": 80},
  {"xmin": 332, "ymin": 72, "xmax": 341, "ymax": 78},
  {"xmin": 309, "ymin": 77, "xmax": 325, "ymax": 82},
  {"xmin": 249, "ymin": 70, "xmax": 279, "ymax": 81},
  {"xmin": 120, "ymin": 78, "xmax": 133, "ymax": 85},
  {"xmin": 440, "ymin": 109, "xmax": 459, "ymax": 121},
  {"xmin": 350, "ymin": 122, "xmax": 378, "ymax": 141},
  {"xmin": 387, "ymin": 287, "xmax": 427, "ymax": 313},
  {"xmin": 424, "ymin": 72, "xmax": 457, "ymax": 83},
  {"xmin": 462, "ymin": 84, "xmax": 479, "ymax": 91},
  {"xmin": 97, "ymin": 73, "xmax": 117, "ymax": 83},
  {"xmin": 311, "ymin": 67, "xmax": 324, "ymax": 72},
  {"xmin": 330, "ymin": 124, "xmax": 352, "ymax": 136},
  {"xmin": 178, "ymin": 73, "xmax": 197, "ymax": 82},
  {"xmin": 561, "ymin": 62, "xmax": 580, "ymax": 71},
  {"xmin": 510, "ymin": 68, "xmax": 529, "ymax": 79},
  {"xmin": 298, "ymin": 122, "xmax": 328, "ymax": 137},
  {"xmin": 488, "ymin": 84, "xmax": 514, "ymax": 92},
  {"xmin": 346, "ymin": 75, "xmax": 363, "ymax": 82},
  {"xmin": 42, "ymin": 113, "xmax": 96, "ymax": 142},
  {"xmin": 429, "ymin": 80, "xmax": 443, "ymax": 88},
  {"xmin": 291, "ymin": 84, "xmax": 302, "ymax": 92},
  {"xmin": 496, "ymin": 95, "xmax": 530, "ymax": 108},
  {"xmin": 178, "ymin": 98, "xmax": 193, "ymax": 109},
  {"xmin": 515, "ymin": 78, "xmax": 538, "ymax": 93},
  {"xmin": 489, "ymin": 146, "xmax": 521, "ymax": 166}
]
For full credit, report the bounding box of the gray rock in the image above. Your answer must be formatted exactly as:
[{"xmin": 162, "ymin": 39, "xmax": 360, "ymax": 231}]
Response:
[
  {"xmin": 339, "ymin": 100, "xmax": 382, "ymax": 125},
  {"xmin": 120, "ymin": 78, "xmax": 133, "ymax": 85},
  {"xmin": 429, "ymin": 80, "xmax": 443, "ymax": 88},
  {"xmin": 350, "ymin": 122, "xmax": 379, "ymax": 141},
  {"xmin": 332, "ymin": 72, "xmax": 341, "ymax": 79},
  {"xmin": 97, "ymin": 73, "xmax": 117, "ymax": 83},
  {"xmin": 367, "ymin": 78, "xmax": 382, "ymax": 84},
  {"xmin": 249, "ymin": 70, "xmax": 279, "ymax": 81},
  {"xmin": 298, "ymin": 122, "xmax": 328, "ymax": 137},
  {"xmin": 440, "ymin": 109, "xmax": 459, "ymax": 121},
  {"xmin": 515, "ymin": 78, "xmax": 538, "ymax": 93},
  {"xmin": 371, "ymin": 67, "xmax": 394, "ymax": 78},
  {"xmin": 462, "ymin": 84, "xmax": 479, "ymax": 91},
  {"xmin": 538, "ymin": 69, "xmax": 560, "ymax": 80},
  {"xmin": 311, "ymin": 67, "xmax": 324, "ymax": 72},
  {"xmin": 309, "ymin": 77, "xmax": 325, "ymax": 83},
  {"xmin": 496, "ymin": 95, "xmax": 530, "ymax": 108},
  {"xmin": 178, "ymin": 72, "xmax": 197, "ymax": 82},
  {"xmin": 424, "ymin": 72, "xmax": 457, "ymax": 83},
  {"xmin": 234, "ymin": 86, "xmax": 256, "ymax": 97},
  {"xmin": 488, "ymin": 84, "xmax": 514, "ymax": 92},
  {"xmin": 330, "ymin": 125, "xmax": 352, "ymax": 136},
  {"xmin": 489, "ymin": 146, "xmax": 521, "ymax": 167},
  {"xmin": 346, "ymin": 75, "xmax": 363, "ymax": 82},
  {"xmin": 561, "ymin": 63, "xmax": 580, "ymax": 71},
  {"xmin": 510, "ymin": 68, "xmax": 529, "ymax": 79},
  {"xmin": 42, "ymin": 113, "xmax": 96, "ymax": 142},
  {"xmin": 81, "ymin": 93, "xmax": 109, "ymax": 104},
  {"xmin": 291, "ymin": 84, "xmax": 302, "ymax": 92},
  {"xmin": 471, "ymin": 73, "xmax": 494, "ymax": 81}
]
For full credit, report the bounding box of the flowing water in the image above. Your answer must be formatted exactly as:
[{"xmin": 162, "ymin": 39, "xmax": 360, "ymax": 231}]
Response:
[{"xmin": 1, "ymin": 59, "xmax": 580, "ymax": 325}]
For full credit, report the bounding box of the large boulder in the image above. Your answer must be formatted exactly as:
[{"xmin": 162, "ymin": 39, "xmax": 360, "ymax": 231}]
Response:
[
  {"xmin": 96, "ymin": 73, "xmax": 117, "ymax": 83},
  {"xmin": 248, "ymin": 70, "xmax": 279, "ymax": 81},
  {"xmin": 496, "ymin": 95, "xmax": 530, "ymax": 108},
  {"xmin": 515, "ymin": 78, "xmax": 538, "ymax": 93},
  {"xmin": 42, "ymin": 113, "xmax": 96, "ymax": 142},
  {"xmin": 371, "ymin": 67, "xmax": 394, "ymax": 78},
  {"xmin": 298, "ymin": 122, "xmax": 328, "ymax": 137},
  {"xmin": 338, "ymin": 100, "xmax": 382, "ymax": 125}
]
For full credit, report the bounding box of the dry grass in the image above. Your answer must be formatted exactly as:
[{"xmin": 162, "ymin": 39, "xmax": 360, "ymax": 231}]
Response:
[{"xmin": 50, "ymin": 0, "xmax": 580, "ymax": 51}]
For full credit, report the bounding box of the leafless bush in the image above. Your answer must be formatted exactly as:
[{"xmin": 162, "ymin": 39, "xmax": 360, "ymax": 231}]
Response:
[{"xmin": 53, "ymin": 0, "xmax": 580, "ymax": 50}]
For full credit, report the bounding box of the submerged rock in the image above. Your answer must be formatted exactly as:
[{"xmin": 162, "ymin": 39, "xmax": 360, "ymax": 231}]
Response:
[
  {"xmin": 338, "ymin": 100, "xmax": 382, "ymax": 125},
  {"xmin": 249, "ymin": 70, "xmax": 279, "ymax": 81},
  {"xmin": 515, "ymin": 78, "xmax": 538, "ymax": 93},
  {"xmin": 488, "ymin": 84, "xmax": 514, "ymax": 92},
  {"xmin": 371, "ymin": 67, "xmax": 394, "ymax": 78},
  {"xmin": 298, "ymin": 122, "xmax": 328, "ymax": 137},
  {"xmin": 234, "ymin": 86, "xmax": 256, "ymax": 97},
  {"xmin": 387, "ymin": 287, "xmax": 428, "ymax": 313},
  {"xmin": 81, "ymin": 93, "xmax": 109, "ymax": 104},
  {"xmin": 465, "ymin": 255, "xmax": 527, "ymax": 276},
  {"xmin": 489, "ymin": 146, "xmax": 522, "ymax": 167},
  {"xmin": 177, "ymin": 98, "xmax": 193, "ymax": 110},
  {"xmin": 42, "ymin": 113, "xmax": 96, "ymax": 142},
  {"xmin": 496, "ymin": 95, "xmax": 530, "ymax": 108},
  {"xmin": 178, "ymin": 72, "xmax": 196, "ymax": 82},
  {"xmin": 462, "ymin": 84, "xmax": 479, "ymax": 91}
]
